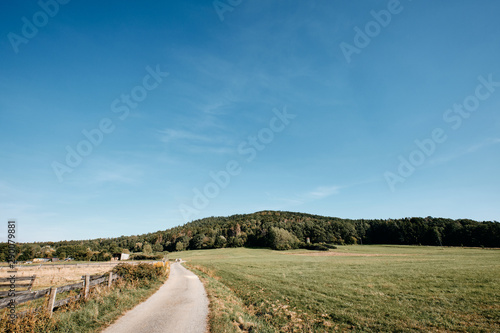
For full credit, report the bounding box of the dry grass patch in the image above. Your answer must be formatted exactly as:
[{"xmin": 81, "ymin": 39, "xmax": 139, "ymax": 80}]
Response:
[{"xmin": 0, "ymin": 264, "xmax": 118, "ymax": 289}]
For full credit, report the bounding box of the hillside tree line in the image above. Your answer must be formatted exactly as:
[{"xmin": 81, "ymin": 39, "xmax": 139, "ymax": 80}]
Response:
[{"xmin": 1, "ymin": 211, "xmax": 499, "ymax": 262}]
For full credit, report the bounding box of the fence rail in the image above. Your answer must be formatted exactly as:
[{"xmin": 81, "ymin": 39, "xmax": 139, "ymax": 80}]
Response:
[
  {"xmin": 0, "ymin": 260, "xmax": 164, "ymax": 269},
  {"xmin": 0, "ymin": 272, "xmax": 119, "ymax": 316},
  {"xmin": 0, "ymin": 275, "xmax": 36, "ymax": 297},
  {"xmin": 0, "ymin": 288, "xmax": 49, "ymax": 309}
]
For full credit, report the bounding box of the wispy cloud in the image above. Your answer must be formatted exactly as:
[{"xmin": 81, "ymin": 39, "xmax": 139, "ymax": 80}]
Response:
[
  {"xmin": 306, "ymin": 185, "xmax": 341, "ymax": 199},
  {"xmin": 429, "ymin": 138, "xmax": 500, "ymax": 166},
  {"xmin": 265, "ymin": 178, "xmax": 380, "ymax": 211},
  {"xmin": 65, "ymin": 159, "xmax": 145, "ymax": 186},
  {"xmin": 92, "ymin": 168, "xmax": 142, "ymax": 185},
  {"xmin": 267, "ymin": 184, "xmax": 342, "ymax": 209},
  {"xmin": 183, "ymin": 146, "xmax": 234, "ymax": 155},
  {"xmin": 157, "ymin": 127, "xmax": 234, "ymax": 155},
  {"xmin": 157, "ymin": 129, "xmax": 215, "ymax": 144},
  {"xmin": 199, "ymin": 101, "xmax": 230, "ymax": 115}
]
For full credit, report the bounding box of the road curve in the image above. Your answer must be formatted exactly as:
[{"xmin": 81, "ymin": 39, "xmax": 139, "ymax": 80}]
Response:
[{"xmin": 101, "ymin": 262, "xmax": 208, "ymax": 333}]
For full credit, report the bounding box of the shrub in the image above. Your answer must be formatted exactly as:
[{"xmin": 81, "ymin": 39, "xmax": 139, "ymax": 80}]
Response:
[
  {"xmin": 175, "ymin": 241, "xmax": 185, "ymax": 251},
  {"xmin": 152, "ymin": 243, "xmax": 164, "ymax": 252},
  {"xmin": 312, "ymin": 244, "xmax": 329, "ymax": 251},
  {"xmin": 303, "ymin": 243, "xmax": 335, "ymax": 251},
  {"xmin": 112, "ymin": 263, "xmax": 165, "ymax": 282},
  {"xmin": 130, "ymin": 253, "xmax": 163, "ymax": 260},
  {"xmin": 268, "ymin": 227, "xmax": 300, "ymax": 250},
  {"xmin": 214, "ymin": 235, "xmax": 227, "ymax": 248},
  {"xmin": 143, "ymin": 244, "xmax": 153, "ymax": 254},
  {"xmin": 0, "ymin": 309, "xmax": 55, "ymax": 333}
]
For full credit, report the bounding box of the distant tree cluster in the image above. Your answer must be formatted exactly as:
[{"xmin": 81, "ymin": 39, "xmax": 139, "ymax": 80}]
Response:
[{"xmin": 1, "ymin": 211, "xmax": 499, "ymax": 262}]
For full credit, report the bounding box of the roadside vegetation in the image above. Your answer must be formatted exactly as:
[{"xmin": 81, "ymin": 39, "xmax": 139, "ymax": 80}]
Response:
[
  {"xmin": 187, "ymin": 264, "xmax": 275, "ymax": 333},
  {"xmin": 182, "ymin": 246, "xmax": 500, "ymax": 332},
  {"xmin": 0, "ymin": 263, "xmax": 169, "ymax": 333}
]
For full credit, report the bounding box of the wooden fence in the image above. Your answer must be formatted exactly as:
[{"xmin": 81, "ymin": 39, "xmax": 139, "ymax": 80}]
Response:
[
  {"xmin": 0, "ymin": 275, "xmax": 36, "ymax": 297},
  {"xmin": 0, "ymin": 272, "xmax": 119, "ymax": 316},
  {"xmin": 0, "ymin": 260, "xmax": 163, "ymax": 270}
]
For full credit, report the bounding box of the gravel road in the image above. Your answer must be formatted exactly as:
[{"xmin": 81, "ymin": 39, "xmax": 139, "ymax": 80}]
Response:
[{"xmin": 101, "ymin": 262, "xmax": 208, "ymax": 333}]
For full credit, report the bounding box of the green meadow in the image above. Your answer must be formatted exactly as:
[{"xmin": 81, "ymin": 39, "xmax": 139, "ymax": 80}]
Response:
[{"xmin": 179, "ymin": 246, "xmax": 499, "ymax": 332}]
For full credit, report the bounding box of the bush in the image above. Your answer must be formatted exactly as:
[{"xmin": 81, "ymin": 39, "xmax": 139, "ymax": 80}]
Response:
[
  {"xmin": 303, "ymin": 243, "xmax": 336, "ymax": 251},
  {"xmin": 112, "ymin": 263, "xmax": 166, "ymax": 282},
  {"xmin": 0, "ymin": 309, "xmax": 54, "ymax": 333},
  {"xmin": 130, "ymin": 253, "xmax": 163, "ymax": 260},
  {"xmin": 268, "ymin": 227, "xmax": 300, "ymax": 250},
  {"xmin": 143, "ymin": 244, "xmax": 153, "ymax": 254}
]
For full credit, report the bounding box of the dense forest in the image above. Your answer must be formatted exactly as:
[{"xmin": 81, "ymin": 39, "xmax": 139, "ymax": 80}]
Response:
[{"xmin": 1, "ymin": 211, "xmax": 499, "ymax": 262}]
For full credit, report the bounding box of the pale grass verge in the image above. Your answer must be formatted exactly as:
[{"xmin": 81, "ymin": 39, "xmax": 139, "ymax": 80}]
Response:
[{"xmin": 186, "ymin": 264, "xmax": 275, "ymax": 333}]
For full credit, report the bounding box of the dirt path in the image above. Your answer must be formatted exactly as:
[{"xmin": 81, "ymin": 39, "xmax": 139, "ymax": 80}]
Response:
[{"xmin": 101, "ymin": 263, "xmax": 208, "ymax": 333}]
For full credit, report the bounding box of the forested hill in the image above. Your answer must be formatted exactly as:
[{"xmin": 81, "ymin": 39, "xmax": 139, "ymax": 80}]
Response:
[{"xmin": 2, "ymin": 211, "xmax": 499, "ymax": 262}]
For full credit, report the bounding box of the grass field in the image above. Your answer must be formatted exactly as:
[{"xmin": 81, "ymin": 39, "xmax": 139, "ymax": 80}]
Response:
[
  {"xmin": 0, "ymin": 264, "xmax": 116, "ymax": 289},
  {"xmin": 179, "ymin": 246, "xmax": 500, "ymax": 332}
]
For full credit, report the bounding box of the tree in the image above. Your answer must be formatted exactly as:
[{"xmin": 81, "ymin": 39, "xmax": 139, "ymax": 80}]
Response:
[
  {"xmin": 143, "ymin": 244, "xmax": 153, "ymax": 254},
  {"xmin": 268, "ymin": 227, "xmax": 300, "ymax": 250},
  {"xmin": 134, "ymin": 242, "xmax": 143, "ymax": 252},
  {"xmin": 175, "ymin": 241, "xmax": 185, "ymax": 251},
  {"xmin": 190, "ymin": 234, "xmax": 205, "ymax": 249},
  {"xmin": 85, "ymin": 248, "xmax": 98, "ymax": 261},
  {"xmin": 214, "ymin": 235, "xmax": 227, "ymax": 248},
  {"xmin": 57, "ymin": 251, "xmax": 67, "ymax": 260},
  {"xmin": 40, "ymin": 245, "xmax": 55, "ymax": 258},
  {"xmin": 153, "ymin": 243, "xmax": 163, "ymax": 252},
  {"xmin": 109, "ymin": 242, "xmax": 122, "ymax": 254},
  {"xmin": 55, "ymin": 245, "xmax": 86, "ymax": 260}
]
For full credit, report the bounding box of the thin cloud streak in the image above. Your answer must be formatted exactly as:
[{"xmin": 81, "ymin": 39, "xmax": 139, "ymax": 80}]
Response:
[
  {"xmin": 307, "ymin": 185, "xmax": 341, "ymax": 199},
  {"xmin": 158, "ymin": 129, "xmax": 215, "ymax": 144},
  {"xmin": 429, "ymin": 138, "xmax": 500, "ymax": 166}
]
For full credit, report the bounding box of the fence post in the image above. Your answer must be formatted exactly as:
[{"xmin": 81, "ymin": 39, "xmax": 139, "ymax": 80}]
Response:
[
  {"xmin": 84, "ymin": 274, "xmax": 90, "ymax": 300},
  {"xmin": 108, "ymin": 272, "xmax": 113, "ymax": 288},
  {"xmin": 47, "ymin": 287, "xmax": 57, "ymax": 317},
  {"xmin": 28, "ymin": 274, "xmax": 36, "ymax": 291}
]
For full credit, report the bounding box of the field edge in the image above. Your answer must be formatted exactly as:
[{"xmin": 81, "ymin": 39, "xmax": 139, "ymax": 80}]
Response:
[{"xmin": 185, "ymin": 263, "xmax": 276, "ymax": 333}]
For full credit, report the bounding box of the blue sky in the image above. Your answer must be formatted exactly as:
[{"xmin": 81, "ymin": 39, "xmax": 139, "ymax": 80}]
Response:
[{"xmin": 1, "ymin": 0, "xmax": 499, "ymax": 242}]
